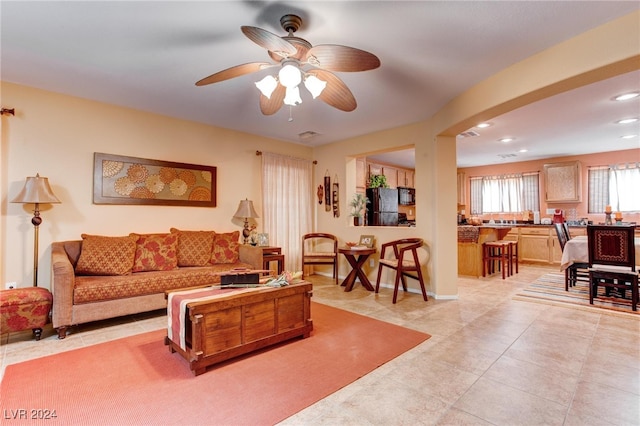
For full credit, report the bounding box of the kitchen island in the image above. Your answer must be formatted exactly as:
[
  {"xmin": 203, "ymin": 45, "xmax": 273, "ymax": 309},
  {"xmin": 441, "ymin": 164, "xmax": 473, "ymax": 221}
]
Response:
[{"xmin": 458, "ymin": 225, "xmax": 513, "ymax": 277}]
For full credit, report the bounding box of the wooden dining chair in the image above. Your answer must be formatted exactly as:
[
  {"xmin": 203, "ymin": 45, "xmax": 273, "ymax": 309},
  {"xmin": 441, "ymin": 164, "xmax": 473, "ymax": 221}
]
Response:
[
  {"xmin": 375, "ymin": 238, "xmax": 427, "ymax": 304},
  {"xmin": 587, "ymin": 225, "xmax": 638, "ymax": 311},
  {"xmin": 554, "ymin": 223, "xmax": 589, "ymax": 291},
  {"xmin": 301, "ymin": 233, "xmax": 339, "ymax": 284}
]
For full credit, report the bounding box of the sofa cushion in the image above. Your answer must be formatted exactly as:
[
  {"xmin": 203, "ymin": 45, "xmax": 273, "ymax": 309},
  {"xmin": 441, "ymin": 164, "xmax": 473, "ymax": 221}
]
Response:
[
  {"xmin": 75, "ymin": 234, "xmax": 137, "ymax": 276},
  {"xmin": 170, "ymin": 228, "xmax": 215, "ymax": 267},
  {"xmin": 210, "ymin": 231, "xmax": 240, "ymax": 264},
  {"xmin": 130, "ymin": 233, "xmax": 178, "ymax": 272},
  {"xmin": 73, "ymin": 262, "xmax": 253, "ymax": 304}
]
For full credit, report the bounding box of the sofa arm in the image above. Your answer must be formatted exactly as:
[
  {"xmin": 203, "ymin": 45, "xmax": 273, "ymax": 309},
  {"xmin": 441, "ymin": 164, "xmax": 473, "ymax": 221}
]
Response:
[
  {"xmin": 238, "ymin": 245, "xmax": 263, "ymax": 270},
  {"xmin": 51, "ymin": 242, "xmax": 75, "ymax": 331}
]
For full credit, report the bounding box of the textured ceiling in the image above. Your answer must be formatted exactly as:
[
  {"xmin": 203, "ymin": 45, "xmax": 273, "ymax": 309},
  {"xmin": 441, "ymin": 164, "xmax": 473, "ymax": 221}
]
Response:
[{"xmin": 2, "ymin": 1, "xmax": 639, "ymax": 168}]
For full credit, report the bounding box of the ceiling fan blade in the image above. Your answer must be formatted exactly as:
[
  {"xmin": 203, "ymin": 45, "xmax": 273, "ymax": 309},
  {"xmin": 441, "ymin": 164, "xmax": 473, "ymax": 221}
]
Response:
[
  {"xmin": 195, "ymin": 62, "xmax": 272, "ymax": 86},
  {"xmin": 241, "ymin": 26, "xmax": 297, "ymax": 58},
  {"xmin": 306, "ymin": 45, "xmax": 381, "ymax": 72},
  {"xmin": 260, "ymin": 84, "xmax": 286, "ymax": 115},
  {"xmin": 312, "ymin": 69, "xmax": 357, "ymax": 112}
]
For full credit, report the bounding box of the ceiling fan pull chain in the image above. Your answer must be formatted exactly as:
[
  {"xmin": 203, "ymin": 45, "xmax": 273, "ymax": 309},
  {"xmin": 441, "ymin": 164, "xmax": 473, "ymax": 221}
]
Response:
[{"xmin": 288, "ymin": 106, "xmax": 294, "ymax": 122}]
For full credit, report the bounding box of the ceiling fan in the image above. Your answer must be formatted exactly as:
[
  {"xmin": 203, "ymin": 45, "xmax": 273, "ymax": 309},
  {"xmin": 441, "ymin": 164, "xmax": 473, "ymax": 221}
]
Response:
[{"xmin": 195, "ymin": 14, "xmax": 380, "ymax": 115}]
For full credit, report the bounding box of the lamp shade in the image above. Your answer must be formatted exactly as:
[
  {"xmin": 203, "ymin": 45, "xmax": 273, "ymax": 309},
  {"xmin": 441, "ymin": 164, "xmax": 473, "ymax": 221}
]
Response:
[
  {"xmin": 233, "ymin": 199, "xmax": 259, "ymax": 219},
  {"xmin": 304, "ymin": 75, "xmax": 327, "ymax": 99},
  {"xmin": 255, "ymin": 75, "xmax": 278, "ymax": 99},
  {"xmin": 11, "ymin": 174, "xmax": 61, "ymax": 204},
  {"xmin": 283, "ymin": 86, "xmax": 302, "ymax": 106}
]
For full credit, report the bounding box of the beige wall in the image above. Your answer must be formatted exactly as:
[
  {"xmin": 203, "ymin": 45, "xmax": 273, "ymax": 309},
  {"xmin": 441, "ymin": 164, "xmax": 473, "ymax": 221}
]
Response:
[
  {"xmin": 1, "ymin": 83, "xmax": 312, "ymax": 289},
  {"xmin": 1, "ymin": 10, "xmax": 638, "ymax": 298}
]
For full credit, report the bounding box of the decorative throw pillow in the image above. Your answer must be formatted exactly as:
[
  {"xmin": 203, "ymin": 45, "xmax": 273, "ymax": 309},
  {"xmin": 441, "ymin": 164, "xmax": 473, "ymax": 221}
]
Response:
[
  {"xmin": 210, "ymin": 231, "xmax": 240, "ymax": 264},
  {"xmin": 170, "ymin": 228, "xmax": 216, "ymax": 266},
  {"xmin": 75, "ymin": 234, "xmax": 137, "ymax": 276},
  {"xmin": 130, "ymin": 233, "xmax": 178, "ymax": 272}
]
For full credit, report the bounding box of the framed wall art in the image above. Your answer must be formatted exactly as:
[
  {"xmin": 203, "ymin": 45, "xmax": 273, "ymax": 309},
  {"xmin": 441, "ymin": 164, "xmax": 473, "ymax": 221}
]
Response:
[{"xmin": 93, "ymin": 153, "xmax": 217, "ymax": 207}]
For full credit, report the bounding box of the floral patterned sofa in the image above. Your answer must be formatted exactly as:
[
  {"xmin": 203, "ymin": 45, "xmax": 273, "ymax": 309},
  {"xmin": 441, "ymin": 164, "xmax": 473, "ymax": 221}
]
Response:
[{"xmin": 51, "ymin": 229, "xmax": 263, "ymax": 339}]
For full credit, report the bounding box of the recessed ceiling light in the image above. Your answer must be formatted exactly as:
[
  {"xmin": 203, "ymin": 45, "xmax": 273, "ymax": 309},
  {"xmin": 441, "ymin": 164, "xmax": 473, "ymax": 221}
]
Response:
[
  {"xmin": 620, "ymin": 134, "xmax": 637, "ymax": 139},
  {"xmin": 499, "ymin": 137, "xmax": 514, "ymax": 143},
  {"xmin": 616, "ymin": 118, "xmax": 638, "ymax": 124},
  {"xmin": 476, "ymin": 122, "xmax": 492, "ymax": 128},
  {"xmin": 518, "ymin": 149, "xmax": 528, "ymax": 153},
  {"xmin": 614, "ymin": 92, "xmax": 640, "ymax": 101}
]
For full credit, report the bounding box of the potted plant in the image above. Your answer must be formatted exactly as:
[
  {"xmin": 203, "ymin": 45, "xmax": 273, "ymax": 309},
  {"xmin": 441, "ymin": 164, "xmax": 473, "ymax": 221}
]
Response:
[
  {"xmin": 349, "ymin": 193, "xmax": 369, "ymax": 226},
  {"xmin": 369, "ymin": 174, "xmax": 388, "ymax": 188}
]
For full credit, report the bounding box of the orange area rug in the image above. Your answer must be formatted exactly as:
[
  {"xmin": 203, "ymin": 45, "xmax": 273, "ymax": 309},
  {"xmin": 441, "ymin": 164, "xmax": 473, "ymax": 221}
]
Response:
[{"xmin": 1, "ymin": 302, "xmax": 429, "ymax": 425}]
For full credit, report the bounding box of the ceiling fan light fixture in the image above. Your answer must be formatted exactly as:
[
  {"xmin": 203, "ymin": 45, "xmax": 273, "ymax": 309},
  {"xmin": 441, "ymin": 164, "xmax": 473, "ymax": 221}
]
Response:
[
  {"xmin": 279, "ymin": 62, "xmax": 302, "ymax": 88},
  {"xmin": 284, "ymin": 86, "xmax": 302, "ymax": 106},
  {"xmin": 304, "ymin": 74, "xmax": 327, "ymax": 99},
  {"xmin": 614, "ymin": 92, "xmax": 639, "ymax": 101},
  {"xmin": 255, "ymin": 75, "xmax": 278, "ymax": 98}
]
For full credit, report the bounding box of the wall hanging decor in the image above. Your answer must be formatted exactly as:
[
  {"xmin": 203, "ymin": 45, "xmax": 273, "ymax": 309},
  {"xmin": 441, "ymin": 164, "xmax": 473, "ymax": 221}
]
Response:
[
  {"xmin": 324, "ymin": 170, "xmax": 331, "ymax": 212},
  {"xmin": 332, "ymin": 174, "xmax": 340, "ymax": 217},
  {"xmin": 93, "ymin": 153, "xmax": 217, "ymax": 207},
  {"xmin": 317, "ymin": 184, "xmax": 323, "ymax": 204}
]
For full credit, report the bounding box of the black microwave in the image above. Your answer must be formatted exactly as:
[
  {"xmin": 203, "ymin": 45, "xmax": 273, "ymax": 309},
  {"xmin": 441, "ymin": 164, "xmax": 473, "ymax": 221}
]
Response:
[{"xmin": 398, "ymin": 187, "xmax": 415, "ymax": 205}]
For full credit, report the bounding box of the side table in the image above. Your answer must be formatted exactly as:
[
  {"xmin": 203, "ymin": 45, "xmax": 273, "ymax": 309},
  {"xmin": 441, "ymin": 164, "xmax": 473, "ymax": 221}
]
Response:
[
  {"xmin": 338, "ymin": 247, "xmax": 376, "ymax": 292},
  {"xmin": 261, "ymin": 246, "xmax": 284, "ymax": 274}
]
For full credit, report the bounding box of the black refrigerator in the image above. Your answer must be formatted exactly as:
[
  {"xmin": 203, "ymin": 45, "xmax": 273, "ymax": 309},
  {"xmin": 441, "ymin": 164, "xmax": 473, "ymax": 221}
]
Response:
[{"xmin": 366, "ymin": 188, "xmax": 399, "ymax": 226}]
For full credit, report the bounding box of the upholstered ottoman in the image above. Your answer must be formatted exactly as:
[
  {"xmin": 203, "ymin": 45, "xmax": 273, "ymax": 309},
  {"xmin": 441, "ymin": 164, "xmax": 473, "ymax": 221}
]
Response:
[{"xmin": 0, "ymin": 287, "xmax": 53, "ymax": 341}]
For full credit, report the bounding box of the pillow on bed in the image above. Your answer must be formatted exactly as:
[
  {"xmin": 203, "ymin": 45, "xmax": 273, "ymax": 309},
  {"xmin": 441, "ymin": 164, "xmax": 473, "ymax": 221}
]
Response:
[
  {"xmin": 170, "ymin": 228, "xmax": 215, "ymax": 266},
  {"xmin": 75, "ymin": 234, "xmax": 137, "ymax": 276},
  {"xmin": 130, "ymin": 233, "xmax": 178, "ymax": 272}
]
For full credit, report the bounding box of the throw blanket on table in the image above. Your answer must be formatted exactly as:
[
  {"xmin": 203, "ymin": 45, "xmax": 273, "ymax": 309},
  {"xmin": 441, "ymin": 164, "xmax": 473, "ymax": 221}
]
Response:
[{"xmin": 167, "ymin": 287, "xmax": 262, "ymax": 351}]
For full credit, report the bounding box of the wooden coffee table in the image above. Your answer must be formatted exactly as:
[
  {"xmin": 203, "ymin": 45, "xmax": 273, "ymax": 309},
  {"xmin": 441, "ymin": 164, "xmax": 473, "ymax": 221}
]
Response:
[{"xmin": 165, "ymin": 282, "xmax": 313, "ymax": 376}]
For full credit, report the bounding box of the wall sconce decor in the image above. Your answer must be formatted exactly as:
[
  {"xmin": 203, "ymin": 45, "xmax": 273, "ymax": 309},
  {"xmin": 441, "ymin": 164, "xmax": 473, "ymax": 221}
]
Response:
[{"xmin": 11, "ymin": 174, "xmax": 61, "ymax": 287}]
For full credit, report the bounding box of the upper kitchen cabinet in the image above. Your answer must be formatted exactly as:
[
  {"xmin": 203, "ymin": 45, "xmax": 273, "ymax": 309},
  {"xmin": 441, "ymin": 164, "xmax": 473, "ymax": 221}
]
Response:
[
  {"xmin": 384, "ymin": 166, "xmax": 398, "ymax": 188},
  {"xmin": 544, "ymin": 161, "xmax": 581, "ymax": 203}
]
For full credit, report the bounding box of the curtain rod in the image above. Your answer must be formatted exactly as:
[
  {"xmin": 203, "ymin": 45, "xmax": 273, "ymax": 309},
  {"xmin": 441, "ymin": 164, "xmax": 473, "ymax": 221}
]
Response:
[{"xmin": 256, "ymin": 150, "xmax": 317, "ymax": 164}]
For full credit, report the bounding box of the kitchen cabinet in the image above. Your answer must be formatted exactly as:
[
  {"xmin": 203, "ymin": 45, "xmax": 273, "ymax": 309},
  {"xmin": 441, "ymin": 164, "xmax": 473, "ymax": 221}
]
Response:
[
  {"xmin": 397, "ymin": 169, "xmax": 407, "ymax": 187},
  {"xmin": 519, "ymin": 228, "xmax": 551, "ymax": 263},
  {"xmin": 383, "ymin": 166, "xmax": 398, "ymax": 188},
  {"xmin": 510, "ymin": 225, "xmax": 587, "ymax": 264},
  {"xmin": 544, "ymin": 161, "xmax": 581, "ymax": 202},
  {"xmin": 405, "ymin": 170, "xmax": 414, "ymax": 188},
  {"xmin": 368, "ymin": 162, "xmax": 383, "ymax": 177},
  {"xmin": 365, "ymin": 160, "xmax": 414, "ymax": 188}
]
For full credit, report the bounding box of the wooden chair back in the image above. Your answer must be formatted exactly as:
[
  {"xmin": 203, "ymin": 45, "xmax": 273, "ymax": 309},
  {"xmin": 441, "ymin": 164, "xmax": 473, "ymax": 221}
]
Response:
[
  {"xmin": 587, "ymin": 225, "xmax": 636, "ymax": 271},
  {"xmin": 301, "ymin": 233, "xmax": 339, "ymax": 284},
  {"xmin": 554, "ymin": 223, "xmax": 569, "ymax": 251}
]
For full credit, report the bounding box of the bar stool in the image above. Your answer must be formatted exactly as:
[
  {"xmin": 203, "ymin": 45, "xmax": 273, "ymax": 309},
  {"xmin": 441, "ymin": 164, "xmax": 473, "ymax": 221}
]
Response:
[
  {"xmin": 482, "ymin": 241, "xmax": 512, "ymax": 279},
  {"xmin": 507, "ymin": 240, "xmax": 518, "ymax": 275}
]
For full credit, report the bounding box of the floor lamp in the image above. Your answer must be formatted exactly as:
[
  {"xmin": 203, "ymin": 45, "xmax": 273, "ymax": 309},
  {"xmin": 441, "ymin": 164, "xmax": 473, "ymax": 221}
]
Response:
[{"xmin": 11, "ymin": 174, "xmax": 61, "ymax": 287}]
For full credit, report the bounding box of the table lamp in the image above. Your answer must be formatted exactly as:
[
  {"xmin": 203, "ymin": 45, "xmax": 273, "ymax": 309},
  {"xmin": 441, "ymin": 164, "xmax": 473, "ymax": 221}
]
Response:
[
  {"xmin": 233, "ymin": 199, "xmax": 259, "ymax": 244},
  {"xmin": 11, "ymin": 174, "xmax": 61, "ymax": 287}
]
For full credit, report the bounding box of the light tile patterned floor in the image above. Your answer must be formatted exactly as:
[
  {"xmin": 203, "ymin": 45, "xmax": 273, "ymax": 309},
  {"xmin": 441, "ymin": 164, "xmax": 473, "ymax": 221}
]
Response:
[{"xmin": 2, "ymin": 264, "xmax": 638, "ymax": 425}]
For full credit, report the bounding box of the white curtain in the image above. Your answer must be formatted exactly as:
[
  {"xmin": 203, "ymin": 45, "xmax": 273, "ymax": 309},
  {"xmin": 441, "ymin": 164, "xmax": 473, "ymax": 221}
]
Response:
[
  {"xmin": 261, "ymin": 152, "xmax": 314, "ymax": 272},
  {"xmin": 588, "ymin": 163, "xmax": 640, "ymax": 213},
  {"xmin": 470, "ymin": 172, "xmax": 539, "ymax": 214},
  {"xmin": 610, "ymin": 163, "xmax": 640, "ymax": 212}
]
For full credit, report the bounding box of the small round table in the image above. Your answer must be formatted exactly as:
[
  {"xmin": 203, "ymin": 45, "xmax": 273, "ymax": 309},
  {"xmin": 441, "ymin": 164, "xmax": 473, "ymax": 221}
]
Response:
[{"xmin": 338, "ymin": 247, "xmax": 377, "ymax": 292}]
